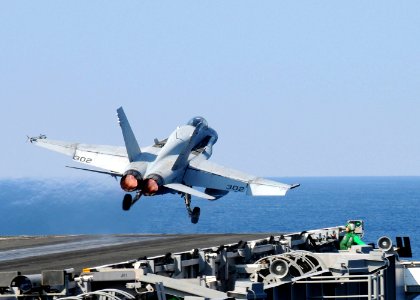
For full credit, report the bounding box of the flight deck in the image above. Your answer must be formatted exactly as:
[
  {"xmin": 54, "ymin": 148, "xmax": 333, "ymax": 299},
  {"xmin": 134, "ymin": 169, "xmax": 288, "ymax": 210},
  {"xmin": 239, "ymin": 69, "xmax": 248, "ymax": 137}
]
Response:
[
  {"xmin": 0, "ymin": 234, "xmax": 271, "ymax": 274},
  {"xmin": 1, "ymin": 223, "xmax": 419, "ymax": 299}
]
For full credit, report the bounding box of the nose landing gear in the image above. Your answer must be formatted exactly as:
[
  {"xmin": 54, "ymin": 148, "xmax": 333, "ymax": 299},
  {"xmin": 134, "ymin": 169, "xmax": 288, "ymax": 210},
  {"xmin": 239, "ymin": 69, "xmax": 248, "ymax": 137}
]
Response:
[{"xmin": 184, "ymin": 193, "xmax": 201, "ymax": 224}]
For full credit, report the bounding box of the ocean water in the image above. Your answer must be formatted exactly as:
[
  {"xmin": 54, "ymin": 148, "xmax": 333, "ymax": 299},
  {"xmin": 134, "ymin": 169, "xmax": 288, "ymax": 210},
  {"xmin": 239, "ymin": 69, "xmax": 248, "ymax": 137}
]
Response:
[{"xmin": 0, "ymin": 176, "xmax": 418, "ymax": 259}]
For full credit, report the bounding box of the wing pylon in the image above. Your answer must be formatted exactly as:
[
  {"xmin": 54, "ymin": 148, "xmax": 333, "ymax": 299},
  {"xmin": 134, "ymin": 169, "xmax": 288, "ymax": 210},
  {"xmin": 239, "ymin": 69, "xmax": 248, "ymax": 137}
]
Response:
[{"xmin": 164, "ymin": 183, "xmax": 216, "ymax": 200}]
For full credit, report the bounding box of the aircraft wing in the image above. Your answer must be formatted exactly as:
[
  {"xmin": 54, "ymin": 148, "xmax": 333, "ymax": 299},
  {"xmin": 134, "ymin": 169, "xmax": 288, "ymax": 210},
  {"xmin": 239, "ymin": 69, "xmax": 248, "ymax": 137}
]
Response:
[
  {"xmin": 30, "ymin": 136, "xmax": 130, "ymax": 174},
  {"xmin": 183, "ymin": 159, "xmax": 297, "ymax": 197}
]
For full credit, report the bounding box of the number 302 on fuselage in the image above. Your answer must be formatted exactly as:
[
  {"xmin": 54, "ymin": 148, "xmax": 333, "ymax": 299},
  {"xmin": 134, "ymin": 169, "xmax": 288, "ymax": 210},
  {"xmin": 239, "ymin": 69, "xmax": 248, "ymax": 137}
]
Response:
[{"xmin": 29, "ymin": 107, "xmax": 299, "ymax": 223}]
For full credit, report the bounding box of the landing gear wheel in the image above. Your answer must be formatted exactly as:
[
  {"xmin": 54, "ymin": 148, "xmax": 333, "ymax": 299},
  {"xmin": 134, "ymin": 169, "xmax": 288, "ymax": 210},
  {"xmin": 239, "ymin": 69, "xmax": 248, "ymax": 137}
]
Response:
[
  {"xmin": 183, "ymin": 193, "xmax": 201, "ymax": 224},
  {"xmin": 191, "ymin": 207, "xmax": 201, "ymax": 224},
  {"xmin": 122, "ymin": 194, "xmax": 133, "ymax": 211}
]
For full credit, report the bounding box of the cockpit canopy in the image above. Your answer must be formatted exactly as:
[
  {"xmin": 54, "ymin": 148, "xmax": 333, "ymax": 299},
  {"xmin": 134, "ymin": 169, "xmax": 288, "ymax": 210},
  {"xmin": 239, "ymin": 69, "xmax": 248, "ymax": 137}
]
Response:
[{"xmin": 187, "ymin": 116, "xmax": 208, "ymax": 129}]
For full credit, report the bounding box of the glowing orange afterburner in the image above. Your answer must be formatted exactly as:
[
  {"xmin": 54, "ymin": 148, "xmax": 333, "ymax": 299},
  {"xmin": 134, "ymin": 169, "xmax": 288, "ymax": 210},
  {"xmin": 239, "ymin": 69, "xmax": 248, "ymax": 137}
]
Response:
[
  {"xmin": 142, "ymin": 178, "xmax": 159, "ymax": 195},
  {"xmin": 120, "ymin": 174, "xmax": 138, "ymax": 192}
]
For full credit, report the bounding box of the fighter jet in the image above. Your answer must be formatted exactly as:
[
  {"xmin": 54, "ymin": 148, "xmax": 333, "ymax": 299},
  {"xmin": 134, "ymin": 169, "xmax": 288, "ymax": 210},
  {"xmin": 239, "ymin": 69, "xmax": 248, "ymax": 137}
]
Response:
[{"xmin": 30, "ymin": 107, "xmax": 299, "ymax": 223}]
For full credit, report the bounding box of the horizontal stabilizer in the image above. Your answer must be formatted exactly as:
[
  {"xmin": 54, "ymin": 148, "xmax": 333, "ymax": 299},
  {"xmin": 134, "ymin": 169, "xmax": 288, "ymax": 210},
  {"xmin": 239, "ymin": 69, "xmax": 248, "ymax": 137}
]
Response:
[
  {"xmin": 66, "ymin": 166, "xmax": 122, "ymax": 177},
  {"xmin": 164, "ymin": 183, "xmax": 216, "ymax": 200}
]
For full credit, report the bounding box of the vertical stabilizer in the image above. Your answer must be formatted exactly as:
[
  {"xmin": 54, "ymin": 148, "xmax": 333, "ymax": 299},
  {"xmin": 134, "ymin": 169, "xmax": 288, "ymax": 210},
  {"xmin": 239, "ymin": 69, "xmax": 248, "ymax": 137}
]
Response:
[{"xmin": 117, "ymin": 107, "xmax": 141, "ymax": 162}]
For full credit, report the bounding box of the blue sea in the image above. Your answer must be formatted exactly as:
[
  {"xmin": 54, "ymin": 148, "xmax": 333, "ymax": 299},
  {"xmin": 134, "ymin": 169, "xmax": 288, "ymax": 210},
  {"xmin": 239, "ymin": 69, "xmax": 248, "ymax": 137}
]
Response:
[{"xmin": 0, "ymin": 177, "xmax": 418, "ymax": 260}]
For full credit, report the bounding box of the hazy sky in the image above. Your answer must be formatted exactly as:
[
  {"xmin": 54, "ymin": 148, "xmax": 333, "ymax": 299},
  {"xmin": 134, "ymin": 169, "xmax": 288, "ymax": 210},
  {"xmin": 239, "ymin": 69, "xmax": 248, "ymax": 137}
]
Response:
[{"xmin": 1, "ymin": 1, "xmax": 419, "ymax": 178}]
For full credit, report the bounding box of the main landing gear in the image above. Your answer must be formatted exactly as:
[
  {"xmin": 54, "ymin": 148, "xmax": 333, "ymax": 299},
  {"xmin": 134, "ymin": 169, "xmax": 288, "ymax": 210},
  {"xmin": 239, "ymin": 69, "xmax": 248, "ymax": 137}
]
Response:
[
  {"xmin": 121, "ymin": 191, "xmax": 201, "ymax": 224},
  {"xmin": 184, "ymin": 193, "xmax": 201, "ymax": 224},
  {"xmin": 122, "ymin": 191, "xmax": 142, "ymax": 211}
]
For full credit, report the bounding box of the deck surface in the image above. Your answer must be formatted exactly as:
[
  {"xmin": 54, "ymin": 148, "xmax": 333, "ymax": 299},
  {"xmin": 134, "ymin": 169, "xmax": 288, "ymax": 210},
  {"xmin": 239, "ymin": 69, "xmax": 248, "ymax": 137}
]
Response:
[{"xmin": 0, "ymin": 234, "xmax": 273, "ymax": 274}]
